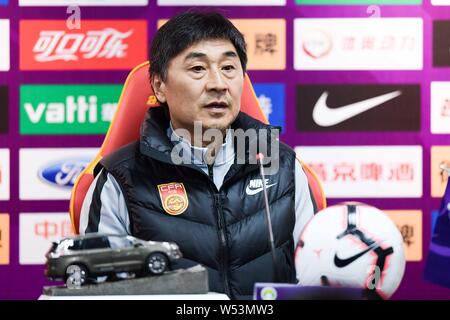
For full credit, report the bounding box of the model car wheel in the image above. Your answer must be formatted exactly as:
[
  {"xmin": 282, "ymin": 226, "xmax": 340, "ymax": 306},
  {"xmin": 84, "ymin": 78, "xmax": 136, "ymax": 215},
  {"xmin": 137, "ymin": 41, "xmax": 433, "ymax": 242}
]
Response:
[
  {"xmin": 146, "ymin": 253, "xmax": 169, "ymax": 275},
  {"xmin": 65, "ymin": 264, "xmax": 88, "ymax": 288}
]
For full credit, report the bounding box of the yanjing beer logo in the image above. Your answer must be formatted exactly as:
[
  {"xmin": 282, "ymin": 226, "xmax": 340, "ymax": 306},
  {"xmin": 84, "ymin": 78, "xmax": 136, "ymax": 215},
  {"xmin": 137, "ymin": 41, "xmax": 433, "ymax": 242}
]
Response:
[{"xmin": 295, "ymin": 146, "xmax": 423, "ymax": 198}]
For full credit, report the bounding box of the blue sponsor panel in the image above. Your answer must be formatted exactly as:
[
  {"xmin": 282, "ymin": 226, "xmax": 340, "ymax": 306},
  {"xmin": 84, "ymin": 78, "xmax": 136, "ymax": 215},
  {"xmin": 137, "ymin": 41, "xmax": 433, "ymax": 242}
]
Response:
[
  {"xmin": 432, "ymin": 210, "xmax": 439, "ymax": 234},
  {"xmin": 253, "ymin": 84, "xmax": 285, "ymax": 130},
  {"xmin": 424, "ymin": 181, "xmax": 450, "ymax": 288},
  {"xmin": 38, "ymin": 158, "xmax": 91, "ymax": 188}
]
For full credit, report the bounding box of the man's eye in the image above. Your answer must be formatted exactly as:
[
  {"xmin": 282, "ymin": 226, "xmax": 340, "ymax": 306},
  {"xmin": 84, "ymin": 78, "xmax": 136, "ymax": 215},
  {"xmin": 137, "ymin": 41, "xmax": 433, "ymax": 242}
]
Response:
[
  {"xmin": 222, "ymin": 65, "xmax": 235, "ymax": 71},
  {"xmin": 191, "ymin": 66, "xmax": 205, "ymax": 72}
]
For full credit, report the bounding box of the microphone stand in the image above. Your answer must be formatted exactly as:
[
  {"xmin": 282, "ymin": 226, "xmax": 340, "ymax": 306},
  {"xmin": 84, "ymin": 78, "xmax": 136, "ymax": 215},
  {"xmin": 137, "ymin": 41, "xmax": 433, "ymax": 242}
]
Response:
[{"xmin": 256, "ymin": 153, "xmax": 280, "ymax": 283}]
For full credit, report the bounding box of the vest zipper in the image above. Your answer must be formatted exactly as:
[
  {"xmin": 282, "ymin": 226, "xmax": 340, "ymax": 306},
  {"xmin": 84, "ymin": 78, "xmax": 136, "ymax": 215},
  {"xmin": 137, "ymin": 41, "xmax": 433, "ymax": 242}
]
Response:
[
  {"xmin": 209, "ymin": 164, "xmax": 232, "ymax": 297},
  {"xmin": 207, "ymin": 164, "xmax": 214, "ymax": 181},
  {"xmin": 214, "ymin": 193, "xmax": 232, "ymax": 298}
]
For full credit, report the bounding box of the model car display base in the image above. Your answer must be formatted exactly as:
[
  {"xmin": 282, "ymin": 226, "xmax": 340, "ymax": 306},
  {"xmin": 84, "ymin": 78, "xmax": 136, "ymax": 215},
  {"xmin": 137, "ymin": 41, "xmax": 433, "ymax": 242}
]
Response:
[{"xmin": 43, "ymin": 265, "xmax": 209, "ymax": 296}]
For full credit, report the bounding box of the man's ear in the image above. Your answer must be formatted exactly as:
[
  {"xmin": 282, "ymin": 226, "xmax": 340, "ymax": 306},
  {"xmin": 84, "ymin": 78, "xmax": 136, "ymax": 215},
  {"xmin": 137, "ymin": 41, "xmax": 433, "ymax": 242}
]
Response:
[{"xmin": 151, "ymin": 74, "xmax": 167, "ymax": 103}]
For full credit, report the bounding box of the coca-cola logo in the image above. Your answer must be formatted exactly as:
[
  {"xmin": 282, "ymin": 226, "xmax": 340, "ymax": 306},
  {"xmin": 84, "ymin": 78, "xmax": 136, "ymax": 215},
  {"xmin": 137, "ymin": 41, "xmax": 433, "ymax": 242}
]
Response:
[
  {"xmin": 38, "ymin": 158, "xmax": 90, "ymax": 188},
  {"xmin": 33, "ymin": 28, "xmax": 133, "ymax": 62},
  {"xmin": 20, "ymin": 20, "xmax": 147, "ymax": 70}
]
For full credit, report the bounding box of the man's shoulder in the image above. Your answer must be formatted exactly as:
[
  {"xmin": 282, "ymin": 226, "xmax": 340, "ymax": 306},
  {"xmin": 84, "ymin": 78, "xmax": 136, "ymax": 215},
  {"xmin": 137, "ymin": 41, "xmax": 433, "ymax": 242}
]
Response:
[
  {"xmin": 97, "ymin": 141, "xmax": 140, "ymax": 172},
  {"xmin": 262, "ymin": 140, "xmax": 297, "ymax": 175},
  {"xmin": 278, "ymin": 140, "xmax": 297, "ymax": 159}
]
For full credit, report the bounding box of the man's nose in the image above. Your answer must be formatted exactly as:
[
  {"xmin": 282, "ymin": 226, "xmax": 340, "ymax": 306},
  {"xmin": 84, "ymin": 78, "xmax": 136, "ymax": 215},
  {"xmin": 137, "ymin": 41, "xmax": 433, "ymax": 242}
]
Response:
[{"xmin": 206, "ymin": 69, "xmax": 228, "ymax": 92}]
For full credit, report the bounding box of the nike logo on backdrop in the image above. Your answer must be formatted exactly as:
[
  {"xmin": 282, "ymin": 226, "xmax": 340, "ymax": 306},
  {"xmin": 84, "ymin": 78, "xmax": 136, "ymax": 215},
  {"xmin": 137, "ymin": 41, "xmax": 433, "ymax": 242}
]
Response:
[
  {"xmin": 334, "ymin": 243, "xmax": 379, "ymax": 268},
  {"xmin": 312, "ymin": 90, "xmax": 402, "ymax": 127},
  {"xmin": 246, "ymin": 179, "xmax": 277, "ymax": 196}
]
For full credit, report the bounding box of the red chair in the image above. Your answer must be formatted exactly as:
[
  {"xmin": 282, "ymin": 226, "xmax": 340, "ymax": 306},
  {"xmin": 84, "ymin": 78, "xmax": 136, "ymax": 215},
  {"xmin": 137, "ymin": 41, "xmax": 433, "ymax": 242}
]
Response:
[{"xmin": 70, "ymin": 61, "xmax": 326, "ymax": 234}]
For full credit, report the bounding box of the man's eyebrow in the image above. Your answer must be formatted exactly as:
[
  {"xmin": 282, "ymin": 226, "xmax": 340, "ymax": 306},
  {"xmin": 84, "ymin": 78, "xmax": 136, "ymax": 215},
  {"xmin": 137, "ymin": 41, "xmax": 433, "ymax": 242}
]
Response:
[
  {"xmin": 184, "ymin": 52, "xmax": 207, "ymax": 61},
  {"xmin": 184, "ymin": 51, "xmax": 238, "ymax": 61},
  {"xmin": 223, "ymin": 51, "xmax": 238, "ymax": 58}
]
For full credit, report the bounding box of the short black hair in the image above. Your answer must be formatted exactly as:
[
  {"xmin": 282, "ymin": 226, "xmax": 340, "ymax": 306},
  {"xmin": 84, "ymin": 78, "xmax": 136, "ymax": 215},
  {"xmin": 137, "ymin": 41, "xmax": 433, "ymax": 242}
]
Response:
[{"xmin": 150, "ymin": 11, "xmax": 247, "ymax": 82}]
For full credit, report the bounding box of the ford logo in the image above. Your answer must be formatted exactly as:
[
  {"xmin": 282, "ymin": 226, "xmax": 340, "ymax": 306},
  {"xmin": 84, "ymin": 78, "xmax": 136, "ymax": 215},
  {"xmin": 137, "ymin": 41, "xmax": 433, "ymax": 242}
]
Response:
[{"xmin": 39, "ymin": 159, "xmax": 91, "ymax": 188}]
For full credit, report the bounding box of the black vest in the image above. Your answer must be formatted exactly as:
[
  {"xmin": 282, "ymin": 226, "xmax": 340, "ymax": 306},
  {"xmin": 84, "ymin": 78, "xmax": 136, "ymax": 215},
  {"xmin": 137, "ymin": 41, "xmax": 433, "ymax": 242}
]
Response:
[{"xmin": 97, "ymin": 107, "xmax": 298, "ymax": 299}]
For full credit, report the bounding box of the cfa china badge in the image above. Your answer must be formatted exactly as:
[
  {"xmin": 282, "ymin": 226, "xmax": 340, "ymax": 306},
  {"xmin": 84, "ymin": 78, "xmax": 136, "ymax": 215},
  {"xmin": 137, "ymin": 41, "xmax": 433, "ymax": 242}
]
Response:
[
  {"xmin": 157, "ymin": 182, "xmax": 189, "ymax": 215},
  {"xmin": 147, "ymin": 95, "xmax": 160, "ymax": 107}
]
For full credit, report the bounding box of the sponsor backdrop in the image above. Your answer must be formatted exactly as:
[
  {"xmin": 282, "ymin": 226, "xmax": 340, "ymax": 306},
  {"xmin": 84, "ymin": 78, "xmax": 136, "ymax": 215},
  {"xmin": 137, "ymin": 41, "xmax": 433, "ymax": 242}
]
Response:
[{"xmin": 0, "ymin": 0, "xmax": 449, "ymax": 300}]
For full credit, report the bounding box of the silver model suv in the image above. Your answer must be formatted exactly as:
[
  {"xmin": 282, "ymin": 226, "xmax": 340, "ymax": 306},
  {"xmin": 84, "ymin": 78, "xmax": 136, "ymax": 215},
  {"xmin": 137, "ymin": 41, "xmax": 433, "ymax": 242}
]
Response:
[{"xmin": 45, "ymin": 233, "xmax": 182, "ymax": 287}]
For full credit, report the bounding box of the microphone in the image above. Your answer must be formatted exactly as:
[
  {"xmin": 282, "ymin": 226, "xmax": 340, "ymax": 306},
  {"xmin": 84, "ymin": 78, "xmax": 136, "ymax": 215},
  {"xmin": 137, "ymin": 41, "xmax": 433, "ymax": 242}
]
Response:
[{"xmin": 256, "ymin": 153, "xmax": 280, "ymax": 283}]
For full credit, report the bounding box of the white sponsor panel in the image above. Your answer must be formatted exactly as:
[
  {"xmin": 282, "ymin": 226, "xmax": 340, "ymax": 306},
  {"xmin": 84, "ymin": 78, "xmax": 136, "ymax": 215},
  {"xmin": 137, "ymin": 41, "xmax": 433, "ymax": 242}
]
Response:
[
  {"xmin": 431, "ymin": 0, "xmax": 450, "ymax": 5},
  {"xmin": 19, "ymin": 213, "xmax": 73, "ymax": 265},
  {"xmin": 0, "ymin": 20, "xmax": 10, "ymax": 72},
  {"xmin": 19, "ymin": 0, "xmax": 147, "ymax": 6},
  {"xmin": 431, "ymin": 82, "xmax": 450, "ymax": 134},
  {"xmin": 294, "ymin": 18, "xmax": 423, "ymax": 70},
  {"xmin": 295, "ymin": 146, "xmax": 423, "ymax": 198},
  {"xmin": 0, "ymin": 149, "xmax": 9, "ymax": 200},
  {"xmin": 158, "ymin": 0, "xmax": 285, "ymax": 5},
  {"xmin": 20, "ymin": 148, "xmax": 98, "ymax": 200}
]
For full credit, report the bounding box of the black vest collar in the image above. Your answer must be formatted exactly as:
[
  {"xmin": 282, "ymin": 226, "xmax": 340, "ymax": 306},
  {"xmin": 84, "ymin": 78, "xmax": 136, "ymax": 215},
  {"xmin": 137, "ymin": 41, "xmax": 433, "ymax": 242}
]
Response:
[{"xmin": 139, "ymin": 106, "xmax": 281, "ymax": 168}]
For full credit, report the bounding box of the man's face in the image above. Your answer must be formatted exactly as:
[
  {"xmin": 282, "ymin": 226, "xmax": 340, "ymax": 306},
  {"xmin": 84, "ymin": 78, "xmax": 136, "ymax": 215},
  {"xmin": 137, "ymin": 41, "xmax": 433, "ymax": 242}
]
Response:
[{"xmin": 153, "ymin": 39, "xmax": 244, "ymax": 135}]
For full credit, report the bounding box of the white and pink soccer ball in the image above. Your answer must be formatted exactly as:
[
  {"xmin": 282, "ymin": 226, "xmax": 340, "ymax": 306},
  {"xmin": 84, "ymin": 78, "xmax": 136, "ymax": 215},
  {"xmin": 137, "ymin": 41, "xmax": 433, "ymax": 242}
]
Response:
[{"xmin": 295, "ymin": 202, "xmax": 406, "ymax": 299}]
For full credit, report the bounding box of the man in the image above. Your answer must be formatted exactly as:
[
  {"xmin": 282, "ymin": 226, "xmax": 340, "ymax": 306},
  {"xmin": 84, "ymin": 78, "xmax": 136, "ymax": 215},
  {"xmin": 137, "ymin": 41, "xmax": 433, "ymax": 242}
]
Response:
[
  {"xmin": 80, "ymin": 11, "xmax": 315, "ymax": 299},
  {"xmin": 424, "ymin": 164, "xmax": 450, "ymax": 288}
]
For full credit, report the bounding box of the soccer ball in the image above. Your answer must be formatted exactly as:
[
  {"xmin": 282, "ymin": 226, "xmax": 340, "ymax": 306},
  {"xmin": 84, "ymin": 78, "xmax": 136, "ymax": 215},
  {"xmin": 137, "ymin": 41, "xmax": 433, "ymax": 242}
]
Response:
[{"xmin": 295, "ymin": 202, "xmax": 405, "ymax": 299}]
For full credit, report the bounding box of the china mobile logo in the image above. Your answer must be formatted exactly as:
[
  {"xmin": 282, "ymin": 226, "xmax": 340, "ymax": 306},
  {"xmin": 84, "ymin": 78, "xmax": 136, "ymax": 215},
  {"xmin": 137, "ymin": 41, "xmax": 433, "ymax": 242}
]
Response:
[
  {"xmin": 34, "ymin": 220, "xmax": 73, "ymax": 240},
  {"xmin": 33, "ymin": 28, "xmax": 133, "ymax": 62}
]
